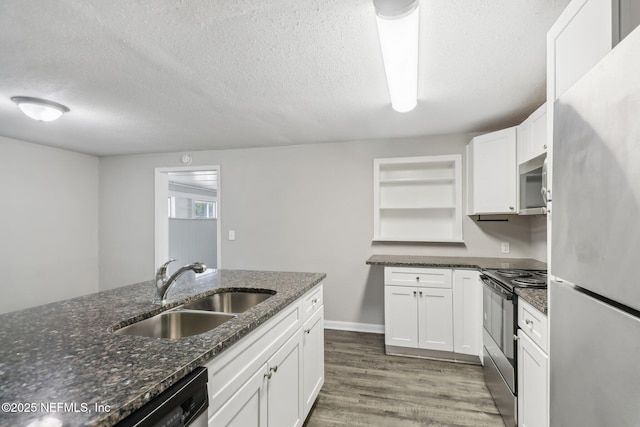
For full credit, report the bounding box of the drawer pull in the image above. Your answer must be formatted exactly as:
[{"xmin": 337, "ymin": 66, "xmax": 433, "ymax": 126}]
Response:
[
  {"xmin": 416, "ymin": 276, "xmax": 420, "ymax": 282},
  {"xmin": 264, "ymin": 365, "xmax": 278, "ymax": 379},
  {"xmin": 304, "ymin": 328, "xmax": 311, "ymax": 334},
  {"xmin": 312, "ymin": 298, "xmax": 318, "ymax": 304},
  {"xmin": 525, "ymin": 319, "xmax": 533, "ymax": 326}
]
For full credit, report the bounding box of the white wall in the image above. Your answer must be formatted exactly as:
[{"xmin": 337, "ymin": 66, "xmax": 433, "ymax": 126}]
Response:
[
  {"xmin": 0, "ymin": 136, "xmax": 99, "ymax": 314},
  {"xmin": 99, "ymin": 134, "xmax": 538, "ymax": 327}
]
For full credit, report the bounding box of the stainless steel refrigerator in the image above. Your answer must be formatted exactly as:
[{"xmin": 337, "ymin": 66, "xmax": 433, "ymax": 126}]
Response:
[{"xmin": 550, "ymin": 26, "xmax": 640, "ymax": 426}]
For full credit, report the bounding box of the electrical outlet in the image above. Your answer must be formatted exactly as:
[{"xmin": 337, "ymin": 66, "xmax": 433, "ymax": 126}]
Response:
[
  {"xmin": 501, "ymin": 242, "xmax": 510, "ymax": 254},
  {"xmin": 229, "ymin": 230, "xmax": 235, "ymax": 241}
]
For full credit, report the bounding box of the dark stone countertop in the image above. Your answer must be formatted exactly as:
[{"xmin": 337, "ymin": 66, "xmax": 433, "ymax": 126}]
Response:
[
  {"xmin": 366, "ymin": 254, "xmax": 547, "ymax": 270},
  {"xmin": 367, "ymin": 254, "xmax": 548, "ymax": 313},
  {"xmin": 0, "ymin": 269, "xmax": 325, "ymax": 427},
  {"xmin": 515, "ymin": 288, "xmax": 548, "ymax": 314}
]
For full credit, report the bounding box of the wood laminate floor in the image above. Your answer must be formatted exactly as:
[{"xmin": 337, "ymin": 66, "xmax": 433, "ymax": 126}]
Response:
[{"xmin": 305, "ymin": 330, "xmax": 505, "ymax": 427}]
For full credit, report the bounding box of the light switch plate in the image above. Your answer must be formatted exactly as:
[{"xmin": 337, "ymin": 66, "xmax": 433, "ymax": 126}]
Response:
[
  {"xmin": 229, "ymin": 230, "xmax": 235, "ymax": 241},
  {"xmin": 501, "ymin": 242, "xmax": 510, "ymax": 254}
]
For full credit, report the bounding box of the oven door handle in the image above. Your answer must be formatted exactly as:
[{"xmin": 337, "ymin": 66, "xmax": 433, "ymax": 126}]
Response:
[{"xmin": 480, "ymin": 275, "xmax": 513, "ymax": 301}]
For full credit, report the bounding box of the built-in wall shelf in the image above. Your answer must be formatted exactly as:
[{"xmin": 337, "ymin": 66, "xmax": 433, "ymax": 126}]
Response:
[{"xmin": 373, "ymin": 155, "xmax": 463, "ymax": 243}]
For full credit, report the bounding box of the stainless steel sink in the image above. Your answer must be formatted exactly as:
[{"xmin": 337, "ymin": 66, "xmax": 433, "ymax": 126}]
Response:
[
  {"xmin": 181, "ymin": 291, "xmax": 274, "ymax": 314},
  {"xmin": 114, "ymin": 310, "xmax": 236, "ymax": 339}
]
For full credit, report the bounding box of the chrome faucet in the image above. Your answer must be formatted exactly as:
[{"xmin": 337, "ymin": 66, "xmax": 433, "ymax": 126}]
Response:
[{"xmin": 154, "ymin": 259, "xmax": 207, "ymax": 305}]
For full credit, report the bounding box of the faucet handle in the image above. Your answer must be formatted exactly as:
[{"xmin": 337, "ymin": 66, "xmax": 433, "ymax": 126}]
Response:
[{"xmin": 156, "ymin": 259, "xmax": 177, "ymax": 279}]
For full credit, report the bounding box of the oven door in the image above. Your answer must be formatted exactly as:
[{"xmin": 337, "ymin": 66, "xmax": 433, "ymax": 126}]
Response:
[{"xmin": 481, "ymin": 275, "xmax": 516, "ymax": 390}]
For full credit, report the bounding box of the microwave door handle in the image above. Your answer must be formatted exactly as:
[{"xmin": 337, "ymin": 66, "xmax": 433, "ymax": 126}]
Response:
[{"xmin": 541, "ymin": 157, "xmax": 549, "ymax": 204}]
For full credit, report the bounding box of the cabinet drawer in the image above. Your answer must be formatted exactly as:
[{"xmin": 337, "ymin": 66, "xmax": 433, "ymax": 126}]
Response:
[
  {"xmin": 384, "ymin": 266, "xmax": 452, "ymax": 288},
  {"xmin": 302, "ymin": 284, "xmax": 323, "ymax": 322},
  {"xmin": 518, "ymin": 298, "xmax": 548, "ymax": 353}
]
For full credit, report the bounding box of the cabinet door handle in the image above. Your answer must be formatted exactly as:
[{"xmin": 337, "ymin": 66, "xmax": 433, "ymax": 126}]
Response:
[
  {"xmin": 413, "ymin": 290, "xmax": 417, "ymax": 296},
  {"xmin": 264, "ymin": 365, "xmax": 278, "ymax": 379},
  {"xmin": 419, "ymin": 291, "xmax": 423, "ymax": 296},
  {"xmin": 509, "ymin": 206, "xmax": 515, "ymax": 211},
  {"xmin": 513, "ymin": 334, "xmax": 520, "ymax": 341}
]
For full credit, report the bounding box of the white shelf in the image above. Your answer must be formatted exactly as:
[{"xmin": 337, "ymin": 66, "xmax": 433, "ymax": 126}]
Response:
[
  {"xmin": 373, "ymin": 155, "xmax": 463, "ymax": 243},
  {"xmin": 379, "ymin": 206, "xmax": 457, "ymax": 210},
  {"xmin": 379, "ymin": 177, "xmax": 455, "ymax": 184}
]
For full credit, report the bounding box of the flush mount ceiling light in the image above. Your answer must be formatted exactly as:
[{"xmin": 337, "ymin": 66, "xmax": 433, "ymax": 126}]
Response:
[
  {"xmin": 11, "ymin": 96, "xmax": 70, "ymax": 122},
  {"xmin": 373, "ymin": 0, "xmax": 419, "ymax": 113}
]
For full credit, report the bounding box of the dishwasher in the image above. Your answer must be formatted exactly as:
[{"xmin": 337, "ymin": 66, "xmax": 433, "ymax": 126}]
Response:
[{"xmin": 116, "ymin": 367, "xmax": 208, "ymax": 427}]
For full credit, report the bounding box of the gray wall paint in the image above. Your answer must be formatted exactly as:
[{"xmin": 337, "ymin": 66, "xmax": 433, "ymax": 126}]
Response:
[
  {"xmin": 530, "ymin": 215, "xmax": 548, "ymax": 262},
  {"xmin": 169, "ymin": 219, "xmax": 217, "ymax": 270},
  {"xmin": 0, "ymin": 136, "xmax": 99, "ymax": 314},
  {"xmin": 99, "ymin": 135, "xmax": 538, "ymax": 326}
]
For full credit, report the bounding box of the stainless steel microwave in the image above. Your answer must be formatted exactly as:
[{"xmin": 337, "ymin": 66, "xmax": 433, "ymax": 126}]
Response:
[{"xmin": 519, "ymin": 153, "xmax": 548, "ymax": 215}]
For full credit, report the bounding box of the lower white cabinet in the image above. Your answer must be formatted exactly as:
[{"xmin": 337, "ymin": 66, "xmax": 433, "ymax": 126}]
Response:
[
  {"xmin": 517, "ymin": 299, "xmax": 548, "ymax": 427},
  {"xmin": 302, "ymin": 307, "xmax": 324, "ymax": 416},
  {"xmin": 452, "ymin": 269, "xmax": 481, "ymax": 357},
  {"xmin": 383, "ymin": 267, "xmax": 481, "ymax": 361},
  {"xmin": 206, "ymin": 284, "xmax": 324, "ymax": 427}
]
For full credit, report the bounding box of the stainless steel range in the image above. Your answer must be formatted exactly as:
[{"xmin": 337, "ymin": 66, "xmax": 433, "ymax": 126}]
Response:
[{"xmin": 480, "ymin": 269, "xmax": 546, "ymax": 427}]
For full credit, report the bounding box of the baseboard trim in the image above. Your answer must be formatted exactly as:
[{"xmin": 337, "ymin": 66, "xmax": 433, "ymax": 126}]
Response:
[{"xmin": 324, "ymin": 320, "xmax": 384, "ymax": 334}]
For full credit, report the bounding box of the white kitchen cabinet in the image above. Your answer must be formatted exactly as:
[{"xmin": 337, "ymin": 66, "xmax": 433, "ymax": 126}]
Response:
[
  {"xmin": 518, "ymin": 331, "xmax": 548, "ymax": 427},
  {"xmin": 517, "ymin": 104, "xmax": 547, "ymax": 165},
  {"xmin": 384, "ymin": 267, "xmax": 457, "ymax": 354},
  {"xmin": 206, "ymin": 284, "xmax": 323, "ymax": 427},
  {"xmin": 517, "ymin": 299, "xmax": 548, "ymax": 427},
  {"xmin": 452, "ymin": 270, "xmax": 481, "ymax": 357},
  {"xmin": 384, "ymin": 285, "xmax": 420, "ymax": 348},
  {"xmin": 302, "ymin": 303, "xmax": 324, "ymax": 417},
  {"xmin": 466, "ymin": 127, "xmax": 517, "ymax": 215},
  {"xmin": 373, "ymin": 155, "xmax": 463, "ymax": 242},
  {"xmin": 267, "ymin": 330, "xmax": 304, "ymax": 427},
  {"xmin": 546, "ymin": 0, "xmax": 640, "ymax": 203},
  {"xmin": 208, "ymin": 363, "xmax": 267, "ymax": 427},
  {"xmin": 417, "ymin": 287, "xmax": 453, "ymax": 352}
]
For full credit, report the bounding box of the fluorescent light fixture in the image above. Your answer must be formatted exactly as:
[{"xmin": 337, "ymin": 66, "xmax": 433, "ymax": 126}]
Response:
[
  {"xmin": 11, "ymin": 96, "xmax": 69, "ymax": 121},
  {"xmin": 374, "ymin": 0, "xmax": 419, "ymax": 113}
]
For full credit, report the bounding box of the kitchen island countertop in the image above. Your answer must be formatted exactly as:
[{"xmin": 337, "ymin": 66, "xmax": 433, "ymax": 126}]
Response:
[{"xmin": 0, "ymin": 269, "xmax": 325, "ymax": 427}]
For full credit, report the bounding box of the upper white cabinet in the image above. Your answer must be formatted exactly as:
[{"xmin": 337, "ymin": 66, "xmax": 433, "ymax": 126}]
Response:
[
  {"xmin": 466, "ymin": 127, "xmax": 517, "ymax": 215},
  {"xmin": 546, "ymin": 0, "xmax": 640, "ymax": 198},
  {"xmin": 373, "ymin": 155, "xmax": 463, "ymax": 243},
  {"xmin": 517, "ymin": 103, "xmax": 547, "ymax": 165}
]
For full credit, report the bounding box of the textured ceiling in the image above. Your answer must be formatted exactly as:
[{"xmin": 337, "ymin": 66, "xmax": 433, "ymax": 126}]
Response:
[{"xmin": 0, "ymin": 0, "xmax": 570, "ymax": 156}]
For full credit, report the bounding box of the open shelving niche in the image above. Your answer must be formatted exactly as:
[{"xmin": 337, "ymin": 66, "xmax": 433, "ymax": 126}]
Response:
[{"xmin": 373, "ymin": 155, "xmax": 463, "ymax": 242}]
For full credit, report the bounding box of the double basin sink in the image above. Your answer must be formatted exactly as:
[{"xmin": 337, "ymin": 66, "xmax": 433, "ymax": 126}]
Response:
[{"xmin": 114, "ymin": 290, "xmax": 274, "ymax": 339}]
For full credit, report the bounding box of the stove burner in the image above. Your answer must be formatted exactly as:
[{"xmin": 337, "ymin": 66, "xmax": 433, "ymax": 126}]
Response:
[
  {"xmin": 495, "ymin": 270, "xmax": 531, "ymax": 278},
  {"xmin": 512, "ymin": 277, "xmax": 546, "ymax": 287}
]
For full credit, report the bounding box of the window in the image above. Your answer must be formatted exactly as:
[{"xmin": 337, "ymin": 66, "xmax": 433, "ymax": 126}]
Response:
[
  {"xmin": 168, "ymin": 196, "xmax": 216, "ymax": 219},
  {"xmin": 194, "ymin": 200, "xmax": 216, "ymax": 219}
]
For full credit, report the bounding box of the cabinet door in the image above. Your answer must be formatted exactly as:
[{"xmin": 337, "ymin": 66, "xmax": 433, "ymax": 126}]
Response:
[
  {"xmin": 453, "ymin": 270, "xmax": 481, "ymax": 356},
  {"xmin": 468, "ymin": 127, "xmax": 517, "ymax": 214},
  {"xmin": 302, "ymin": 308, "xmax": 324, "ymax": 417},
  {"xmin": 417, "ymin": 287, "xmax": 453, "ymax": 352},
  {"xmin": 517, "ymin": 120, "xmax": 532, "ymax": 165},
  {"xmin": 529, "ymin": 104, "xmax": 547, "ymax": 159},
  {"xmin": 208, "ymin": 363, "xmax": 268, "ymax": 427},
  {"xmin": 518, "ymin": 331, "xmax": 548, "ymax": 427},
  {"xmin": 267, "ymin": 330, "xmax": 303, "ymax": 427},
  {"xmin": 384, "ymin": 286, "xmax": 418, "ymax": 347}
]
